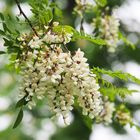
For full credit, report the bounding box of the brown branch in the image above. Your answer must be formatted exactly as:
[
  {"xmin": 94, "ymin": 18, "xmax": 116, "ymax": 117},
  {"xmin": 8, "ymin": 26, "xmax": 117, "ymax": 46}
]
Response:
[{"xmin": 15, "ymin": 0, "xmax": 38, "ymax": 36}]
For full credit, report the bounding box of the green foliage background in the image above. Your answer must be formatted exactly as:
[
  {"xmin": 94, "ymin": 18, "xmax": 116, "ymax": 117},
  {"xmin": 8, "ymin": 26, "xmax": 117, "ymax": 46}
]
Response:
[{"xmin": 0, "ymin": 0, "xmax": 140, "ymax": 140}]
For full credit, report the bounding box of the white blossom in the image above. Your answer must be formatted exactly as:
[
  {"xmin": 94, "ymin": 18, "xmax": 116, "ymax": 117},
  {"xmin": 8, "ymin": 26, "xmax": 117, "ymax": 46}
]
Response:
[
  {"xmin": 28, "ymin": 36, "xmax": 43, "ymax": 49},
  {"xmin": 69, "ymin": 49, "xmax": 103, "ymax": 119},
  {"xmin": 96, "ymin": 99, "xmax": 115, "ymax": 125},
  {"xmin": 17, "ymin": 29, "xmax": 103, "ymax": 124},
  {"xmin": 115, "ymin": 105, "xmax": 132, "ymax": 125},
  {"xmin": 74, "ymin": 0, "xmax": 93, "ymax": 17},
  {"xmin": 92, "ymin": 15, "xmax": 120, "ymax": 52}
]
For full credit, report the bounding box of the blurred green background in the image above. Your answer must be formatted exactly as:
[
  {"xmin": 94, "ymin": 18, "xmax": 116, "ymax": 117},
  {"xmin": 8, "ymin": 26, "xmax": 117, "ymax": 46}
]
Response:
[{"xmin": 1, "ymin": 0, "xmax": 140, "ymax": 140}]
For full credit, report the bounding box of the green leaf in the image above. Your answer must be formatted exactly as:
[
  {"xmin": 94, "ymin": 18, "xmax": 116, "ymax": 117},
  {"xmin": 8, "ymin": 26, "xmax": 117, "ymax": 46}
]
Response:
[
  {"xmin": 119, "ymin": 32, "xmax": 135, "ymax": 49},
  {"xmin": 93, "ymin": 67, "xmax": 140, "ymax": 85},
  {"xmin": 72, "ymin": 31, "xmax": 106, "ymax": 45},
  {"xmin": 129, "ymin": 122, "xmax": 140, "ymax": 132},
  {"xmin": 135, "ymin": 124, "xmax": 140, "ymax": 132},
  {"xmin": 54, "ymin": 7, "xmax": 63, "ymax": 21},
  {"xmin": 44, "ymin": 9, "xmax": 53, "ymax": 23},
  {"xmin": 100, "ymin": 87, "xmax": 137, "ymax": 101},
  {"xmin": 82, "ymin": 115, "xmax": 93, "ymax": 130},
  {"xmin": 13, "ymin": 109, "xmax": 23, "ymax": 129},
  {"xmin": 53, "ymin": 25, "xmax": 74, "ymax": 35},
  {"xmin": 42, "ymin": 0, "xmax": 48, "ymax": 5},
  {"xmin": 0, "ymin": 51, "xmax": 6, "ymax": 55},
  {"xmin": 29, "ymin": 0, "xmax": 52, "ymax": 25},
  {"xmin": 0, "ymin": 12, "xmax": 4, "ymax": 21},
  {"xmin": 0, "ymin": 29, "xmax": 5, "ymax": 36},
  {"xmin": 3, "ymin": 23, "xmax": 11, "ymax": 33},
  {"xmin": 36, "ymin": 9, "xmax": 53, "ymax": 25},
  {"xmin": 3, "ymin": 38, "xmax": 13, "ymax": 47},
  {"xmin": 9, "ymin": 54, "xmax": 17, "ymax": 61},
  {"xmin": 16, "ymin": 96, "xmax": 28, "ymax": 108},
  {"xmin": 95, "ymin": 0, "xmax": 107, "ymax": 7}
]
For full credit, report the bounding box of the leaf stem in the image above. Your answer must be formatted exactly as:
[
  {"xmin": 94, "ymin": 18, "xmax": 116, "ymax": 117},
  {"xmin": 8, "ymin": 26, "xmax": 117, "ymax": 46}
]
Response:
[{"xmin": 14, "ymin": 0, "xmax": 38, "ymax": 36}]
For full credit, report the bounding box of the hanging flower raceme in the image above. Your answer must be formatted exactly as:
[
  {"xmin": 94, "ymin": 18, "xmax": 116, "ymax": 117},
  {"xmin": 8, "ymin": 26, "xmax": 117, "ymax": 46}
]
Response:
[
  {"xmin": 96, "ymin": 97, "xmax": 115, "ymax": 125},
  {"xmin": 70, "ymin": 49, "xmax": 103, "ymax": 118},
  {"xmin": 16, "ymin": 23, "xmax": 103, "ymax": 124},
  {"xmin": 92, "ymin": 14, "xmax": 120, "ymax": 52},
  {"xmin": 115, "ymin": 105, "xmax": 132, "ymax": 125},
  {"xmin": 74, "ymin": 0, "xmax": 94, "ymax": 18}
]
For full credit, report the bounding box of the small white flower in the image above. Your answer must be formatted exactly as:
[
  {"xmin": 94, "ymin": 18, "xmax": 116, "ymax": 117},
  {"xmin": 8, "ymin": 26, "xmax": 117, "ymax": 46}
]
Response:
[
  {"xmin": 28, "ymin": 36, "xmax": 42, "ymax": 49},
  {"xmin": 96, "ymin": 98, "xmax": 115, "ymax": 125},
  {"xmin": 53, "ymin": 22, "xmax": 59, "ymax": 26}
]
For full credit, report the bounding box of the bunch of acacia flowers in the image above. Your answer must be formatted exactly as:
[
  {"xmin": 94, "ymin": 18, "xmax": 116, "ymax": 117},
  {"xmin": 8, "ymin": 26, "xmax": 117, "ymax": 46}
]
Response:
[
  {"xmin": 115, "ymin": 105, "xmax": 132, "ymax": 125},
  {"xmin": 96, "ymin": 97, "xmax": 115, "ymax": 125},
  {"xmin": 92, "ymin": 14, "xmax": 120, "ymax": 52},
  {"xmin": 74, "ymin": 0, "xmax": 93, "ymax": 18},
  {"xmin": 16, "ymin": 23, "xmax": 103, "ymax": 124}
]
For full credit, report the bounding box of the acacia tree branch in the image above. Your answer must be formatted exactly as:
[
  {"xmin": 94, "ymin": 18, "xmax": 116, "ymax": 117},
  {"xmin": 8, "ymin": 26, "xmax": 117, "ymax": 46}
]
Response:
[{"xmin": 15, "ymin": 0, "xmax": 38, "ymax": 36}]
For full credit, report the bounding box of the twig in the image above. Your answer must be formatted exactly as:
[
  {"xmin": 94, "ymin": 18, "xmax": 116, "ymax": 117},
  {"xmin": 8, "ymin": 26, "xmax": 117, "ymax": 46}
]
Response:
[{"xmin": 14, "ymin": 0, "xmax": 38, "ymax": 36}]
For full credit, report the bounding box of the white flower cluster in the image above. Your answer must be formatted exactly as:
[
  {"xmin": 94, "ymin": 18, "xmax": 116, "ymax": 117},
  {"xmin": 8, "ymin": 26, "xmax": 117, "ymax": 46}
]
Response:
[
  {"xmin": 115, "ymin": 107, "xmax": 132, "ymax": 125},
  {"xmin": 70, "ymin": 49, "xmax": 103, "ymax": 118},
  {"xmin": 76, "ymin": 0, "xmax": 86, "ymax": 5},
  {"xmin": 96, "ymin": 98, "xmax": 115, "ymax": 125},
  {"xmin": 92, "ymin": 15, "xmax": 120, "ymax": 52},
  {"xmin": 17, "ymin": 27, "xmax": 103, "ymax": 124},
  {"xmin": 28, "ymin": 30, "xmax": 72, "ymax": 47},
  {"xmin": 74, "ymin": 0, "xmax": 93, "ymax": 17}
]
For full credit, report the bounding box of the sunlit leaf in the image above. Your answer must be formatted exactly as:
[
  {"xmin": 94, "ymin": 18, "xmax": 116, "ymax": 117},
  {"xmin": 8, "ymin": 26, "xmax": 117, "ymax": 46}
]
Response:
[
  {"xmin": 72, "ymin": 31, "xmax": 106, "ymax": 45},
  {"xmin": 95, "ymin": 0, "xmax": 107, "ymax": 7},
  {"xmin": 93, "ymin": 67, "xmax": 140, "ymax": 85}
]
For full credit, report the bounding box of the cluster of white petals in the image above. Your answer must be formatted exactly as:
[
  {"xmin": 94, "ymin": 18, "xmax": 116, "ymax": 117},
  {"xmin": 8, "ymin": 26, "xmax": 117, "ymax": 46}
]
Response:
[
  {"xmin": 96, "ymin": 99, "xmax": 115, "ymax": 125},
  {"xmin": 92, "ymin": 15, "xmax": 120, "ymax": 52},
  {"xmin": 70, "ymin": 49, "xmax": 103, "ymax": 118},
  {"xmin": 28, "ymin": 32, "xmax": 72, "ymax": 47},
  {"xmin": 75, "ymin": 0, "xmax": 92, "ymax": 5},
  {"xmin": 17, "ymin": 26, "xmax": 103, "ymax": 124},
  {"xmin": 74, "ymin": 0, "xmax": 93, "ymax": 17},
  {"xmin": 115, "ymin": 107, "xmax": 132, "ymax": 125}
]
